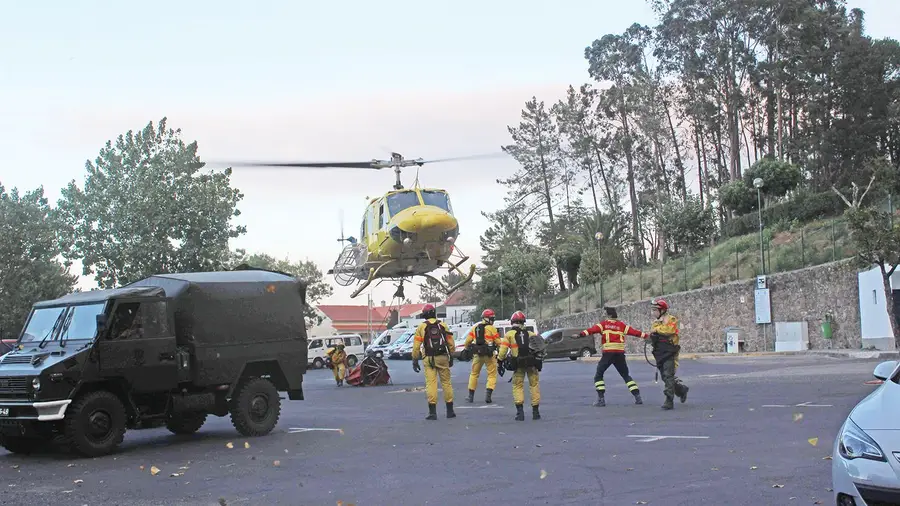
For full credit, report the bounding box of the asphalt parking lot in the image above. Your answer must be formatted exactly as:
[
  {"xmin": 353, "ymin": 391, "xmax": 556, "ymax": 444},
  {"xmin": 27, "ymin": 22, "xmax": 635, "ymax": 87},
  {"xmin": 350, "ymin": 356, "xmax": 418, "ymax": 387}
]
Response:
[{"xmin": 0, "ymin": 354, "xmax": 884, "ymax": 506}]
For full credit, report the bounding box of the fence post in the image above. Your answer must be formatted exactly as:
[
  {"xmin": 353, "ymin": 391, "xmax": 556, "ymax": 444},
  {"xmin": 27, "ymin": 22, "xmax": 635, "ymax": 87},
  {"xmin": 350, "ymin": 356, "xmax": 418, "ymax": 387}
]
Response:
[
  {"xmin": 832, "ymin": 218, "xmax": 836, "ymax": 262},
  {"xmin": 735, "ymin": 242, "xmax": 739, "ymax": 280},
  {"xmin": 801, "ymin": 228, "xmax": 805, "ymax": 265},
  {"xmin": 620, "ymin": 271, "xmax": 624, "ymax": 304},
  {"xmin": 683, "ymin": 252, "xmax": 688, "ymax": 291},
  {"xmin": 660, "ymin": 259, "xmax": 664, "ymax": 295},
  {"xmin": 639, "ymin": 265, "xmax": 643, "ymax": 300},
  {"xmin": 708, "ymin": 248, "xmax": 712, "ymax": 286}
]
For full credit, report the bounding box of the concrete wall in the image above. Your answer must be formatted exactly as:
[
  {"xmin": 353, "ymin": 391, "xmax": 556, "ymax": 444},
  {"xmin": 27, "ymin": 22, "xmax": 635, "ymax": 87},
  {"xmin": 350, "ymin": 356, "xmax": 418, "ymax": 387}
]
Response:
[{"xmin": 537, "ymin": 259, "xmax": 862, "ymax": 354}]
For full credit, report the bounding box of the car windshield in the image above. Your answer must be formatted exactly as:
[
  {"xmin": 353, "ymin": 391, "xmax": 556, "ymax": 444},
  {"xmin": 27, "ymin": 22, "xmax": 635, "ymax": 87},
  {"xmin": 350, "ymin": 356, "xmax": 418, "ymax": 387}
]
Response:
[
  {"xmin": 386, "ymin": 191, "xmax": 420, "ymax": 216},
  {"xmin": 420, "ymin": 190, "xmax": 452, "ymax": 212},
  {"xmin": 20, "ymin": 303, "xmax": 106, "ymax": 343}
]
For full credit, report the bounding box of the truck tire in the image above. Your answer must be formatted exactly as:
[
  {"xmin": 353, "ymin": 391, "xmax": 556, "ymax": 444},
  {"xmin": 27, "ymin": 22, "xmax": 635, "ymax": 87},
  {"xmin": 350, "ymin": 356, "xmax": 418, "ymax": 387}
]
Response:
[
  {"xmin": 64, "ymin": 390, "xmax": 127, "ymax": 457},
  {"xmin": 166, "ymin": 413, "xmax": 208, "ymax": 435},
  {"xmin": 229, "ymin": 377, "xmax": 281, "ymax": 437},
  {"xmin": 0, "ymin": 435, "xmax": 44, "ymax": 454},
  {"xmin": 312, "ymin": 358, "xmax": 324, "ymax": 369}
]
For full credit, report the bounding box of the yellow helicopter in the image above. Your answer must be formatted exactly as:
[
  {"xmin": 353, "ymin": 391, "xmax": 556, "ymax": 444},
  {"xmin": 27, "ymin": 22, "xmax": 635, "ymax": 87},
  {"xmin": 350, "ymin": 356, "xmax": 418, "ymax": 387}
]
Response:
[{"xmin": 231, "ymin": 152, "xmax": 502, "ymax": 299}]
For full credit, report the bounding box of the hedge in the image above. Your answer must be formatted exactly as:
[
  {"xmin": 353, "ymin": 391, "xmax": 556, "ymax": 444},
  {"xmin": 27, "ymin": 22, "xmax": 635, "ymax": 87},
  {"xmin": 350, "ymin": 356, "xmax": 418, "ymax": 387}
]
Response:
[{"xmin": 723, "ymin": 190, "xmax": 847, "ymax": 237}]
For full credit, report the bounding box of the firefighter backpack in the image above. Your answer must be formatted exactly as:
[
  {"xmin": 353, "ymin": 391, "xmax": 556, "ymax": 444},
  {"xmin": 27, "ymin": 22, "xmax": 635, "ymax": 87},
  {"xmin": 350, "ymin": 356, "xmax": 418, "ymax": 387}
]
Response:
[
  {"xmin": 423, "ymin": 320, "xmax": 448, "ymax": 356},
  {"xmin": 472, "ymin": 323, "xmax": 492, "ymax": 356}
]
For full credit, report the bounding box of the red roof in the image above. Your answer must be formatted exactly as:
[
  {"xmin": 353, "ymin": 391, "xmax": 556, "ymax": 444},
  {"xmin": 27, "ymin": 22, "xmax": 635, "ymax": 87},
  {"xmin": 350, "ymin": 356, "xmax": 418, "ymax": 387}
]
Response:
[
  {"xmin": 441, "ymin": 291, "xmax": 469, "ymax": 307},
  {"xmin": 317, "ymin": 304, "xmax": 422, "ymax": 334}
]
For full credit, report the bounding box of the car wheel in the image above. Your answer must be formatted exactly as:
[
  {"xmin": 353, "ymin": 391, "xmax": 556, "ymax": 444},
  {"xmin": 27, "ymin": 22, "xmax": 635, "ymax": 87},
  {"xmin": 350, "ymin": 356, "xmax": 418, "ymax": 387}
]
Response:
[
  {"xmin": 64, "ymin": 390, "xmax": 127, "ymax": 457},
  {"xmin": 313, "ymin": 358, "xmax": 324, "ymax": 369},
  {"xmin": 229, "ymin": 377, "xmax": 281, "ymax": 437},
  {"xmin": 166, "ymin": 412, "xmax": 208, "ymax": 435},
  {"xmin": 347, "ymin": 355, "xmax": 358, "ymax": 367},
  {"xmin": 580, "ymin": 348, "xmax": 593, "ymax": 358},
  {"xmin": 0, "ymin": 435, "xmax": 45, "ymax": 455}
]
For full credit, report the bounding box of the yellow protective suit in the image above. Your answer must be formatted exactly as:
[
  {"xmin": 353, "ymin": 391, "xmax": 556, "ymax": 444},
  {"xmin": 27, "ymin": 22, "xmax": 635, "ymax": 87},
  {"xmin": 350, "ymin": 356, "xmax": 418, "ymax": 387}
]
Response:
[
  {"xmin": 464, "ymin": 320, "xmax": 501, "ymax": 392},
  {"xmin": 498, "ymin": 327, "xmax": 540, "ymax": 407},
  {"xmin": 413, "ymin": 318, "xmax": 455, "ymax": 405},
  {"xmin": 326, "ymin": 347, "xmax": 347, "ymax": 385}
]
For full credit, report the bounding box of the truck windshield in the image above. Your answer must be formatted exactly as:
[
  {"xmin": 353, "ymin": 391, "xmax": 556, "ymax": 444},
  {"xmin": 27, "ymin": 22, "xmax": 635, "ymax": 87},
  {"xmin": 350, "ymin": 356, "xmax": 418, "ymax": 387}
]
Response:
[{"xmin": 20, "ymin": 303, "xmax": 106, "ymax": 343}]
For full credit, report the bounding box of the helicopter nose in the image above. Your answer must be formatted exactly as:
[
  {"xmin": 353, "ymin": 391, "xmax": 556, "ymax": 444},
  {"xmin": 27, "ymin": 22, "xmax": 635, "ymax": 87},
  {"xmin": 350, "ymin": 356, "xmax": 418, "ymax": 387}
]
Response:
[
  {"xmin": 390, "ymin": 209, "xmax": 458, "ymax": 244},
  {"xmin": 411, "ymin": 210, "xmax": 456, "ymax": 234}
]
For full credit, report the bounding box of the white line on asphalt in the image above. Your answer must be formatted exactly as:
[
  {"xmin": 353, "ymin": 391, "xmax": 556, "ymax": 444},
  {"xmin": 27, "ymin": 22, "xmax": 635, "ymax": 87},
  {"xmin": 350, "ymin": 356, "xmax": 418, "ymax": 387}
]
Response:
[
  {"xmin": 288, "ymin": 428, "xmax": 343, "ymax": 434},
  {"xmin": 762, "ymin": 401, "xmax": 833, "ymax": 408},
  {"xmin": 626, "ymin": 435, "xmax": 710, "ymax": 443},
  {"xmin": 455, "ymin": 405, "xmax": 503, "ymax": 409}
]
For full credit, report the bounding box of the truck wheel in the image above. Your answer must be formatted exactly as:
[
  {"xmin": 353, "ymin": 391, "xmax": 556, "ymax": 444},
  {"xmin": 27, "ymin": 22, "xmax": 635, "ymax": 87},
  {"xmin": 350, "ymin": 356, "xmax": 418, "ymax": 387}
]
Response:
[
  {"xmin": 64, "ymin": 390, "xmax": 127, "ymax": 457},
  {"xmin": 166, "ymin": 413, "xmax": 208, "ymax": 435},
  {"xmin": 312, "ymin": 358, "xmax": 324, "ymax": 369},
  {"xmin": 229, "ymin": 377, "xmax": 281, "ymax": 437},
  {"xmin": 0, "ymin": 435, "xmax": 44, "ymax": 454}
]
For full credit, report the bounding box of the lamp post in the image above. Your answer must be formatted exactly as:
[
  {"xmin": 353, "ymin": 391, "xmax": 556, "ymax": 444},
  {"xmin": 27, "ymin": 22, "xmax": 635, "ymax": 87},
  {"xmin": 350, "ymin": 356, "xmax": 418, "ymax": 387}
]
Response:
[
  {"xmin": 754, "ymin": 177, "xmax": 765, "ymax": 275},
  {"xmin": 498, "ymin": 266, "xmax": 504, "ymax": 319},
  {"xmin": 595, "ymin": 231, "xmax": 604, "ymax": 306}
]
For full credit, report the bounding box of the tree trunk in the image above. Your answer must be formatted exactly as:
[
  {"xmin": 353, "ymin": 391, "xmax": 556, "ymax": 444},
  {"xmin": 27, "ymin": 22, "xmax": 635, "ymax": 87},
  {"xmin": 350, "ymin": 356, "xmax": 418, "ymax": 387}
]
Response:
[
  {"xmin": 593, "ymin": 144, "xmax": 617, "ymax": 210},
  {"xmin": 664, "ymin": 103, "xmax": 688, "ymax": 202},
  {"xmin": 585, "ymin": 160, "xmax": 600, "ymax": 216},
  {"xmin": 694, "ymin": 122, "xmax": 705, "ymax": 208},
  {"xmin": 537, "ymin": 138, "xmax": 567, "ymax": 292},
  {"xmin": 620, "ymin": 100, "xmax": 642, "ymax": 268},
  {"xmin": 880, "ymin": 263, "xmax": 900, "ymax": 349}
]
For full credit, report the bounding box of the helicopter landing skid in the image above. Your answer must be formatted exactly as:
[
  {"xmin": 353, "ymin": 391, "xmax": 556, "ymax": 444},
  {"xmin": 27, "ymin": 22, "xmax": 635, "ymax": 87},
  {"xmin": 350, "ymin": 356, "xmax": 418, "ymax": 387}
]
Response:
[{"xmin": 350, "ymin": 260, "xmax": 396, "ymax": 298}]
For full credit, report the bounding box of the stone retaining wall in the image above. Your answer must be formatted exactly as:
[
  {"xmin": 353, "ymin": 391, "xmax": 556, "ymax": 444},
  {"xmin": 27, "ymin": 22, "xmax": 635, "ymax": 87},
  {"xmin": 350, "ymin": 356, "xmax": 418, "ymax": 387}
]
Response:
[{"xmin": 537, "ymin": 259, "xmax": 861, "ymax": 354}]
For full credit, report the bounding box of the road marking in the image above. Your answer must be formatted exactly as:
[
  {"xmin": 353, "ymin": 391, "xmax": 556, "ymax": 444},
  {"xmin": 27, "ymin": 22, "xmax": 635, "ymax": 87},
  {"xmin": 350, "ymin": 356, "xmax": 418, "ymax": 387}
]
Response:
[
  {"xmin": 698, "ymin": 374, "xmax": 737, "ymax": 378},
  {"xmin": 455, "ymin": 405, "xmax": 503, "ymax": 409},
  {"xmin": 865, "ymin": 380, "xmax": 884, "ymax": 385},
  {"xmin": 288, "ymin": 428, "xmax": 343, "ymax": 434},
  {"xmin": 627, "ymin": 435, "xmax": 709, "ymax": 443},
  {"xmin": 763, "ymin": 401, "xmax": 833, "ymax": 408}
]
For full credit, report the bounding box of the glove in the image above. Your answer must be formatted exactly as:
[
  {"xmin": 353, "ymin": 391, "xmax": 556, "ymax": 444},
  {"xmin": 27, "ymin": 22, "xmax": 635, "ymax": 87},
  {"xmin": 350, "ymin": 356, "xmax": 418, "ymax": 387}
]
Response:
[
  {"xmin": 641, "ymin": 332, "xmax": 648, "ymax": 339},
  {"xmin": 580, "ymin": 331, "xmax": 588, "ymax": 337},
  {"xmin": 449, "ymin": 356, "xmax": 454, "ymax": 367},
  {"xmin": 412, "ymin": 360, "xmax": 420, "ymax": 373}
]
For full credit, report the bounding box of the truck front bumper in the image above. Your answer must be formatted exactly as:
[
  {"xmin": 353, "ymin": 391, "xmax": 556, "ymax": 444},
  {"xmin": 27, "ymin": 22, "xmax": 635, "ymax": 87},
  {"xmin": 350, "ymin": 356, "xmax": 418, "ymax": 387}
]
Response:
[{"xmin": 0, "ymin": 399, "xmax": 71, "ymax": 421}]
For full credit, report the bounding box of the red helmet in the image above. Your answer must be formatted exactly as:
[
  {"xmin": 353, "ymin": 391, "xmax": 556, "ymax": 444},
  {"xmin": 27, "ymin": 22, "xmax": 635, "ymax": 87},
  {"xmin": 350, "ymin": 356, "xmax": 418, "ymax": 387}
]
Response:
[
  {"xmin": 481, "ymin": 309, "xmax": 495, "ymax": 320},
  {"xmin": 510, "ymin": 311, "xmax": 526, "ymax": 324},
  {"xmin": 651, "ymin": 299, "xmax": 669, "ymax": 311},
  {"xmin": 421, "ymin": 304, "xmax": 436, "ymax": 318}
]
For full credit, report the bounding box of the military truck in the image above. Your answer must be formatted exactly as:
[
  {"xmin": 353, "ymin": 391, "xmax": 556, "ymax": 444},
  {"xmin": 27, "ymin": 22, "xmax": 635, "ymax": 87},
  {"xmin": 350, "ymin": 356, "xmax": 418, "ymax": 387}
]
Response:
[{"xmin": 0, "ymin": 269, "xmax": 309, "ymax": 457}]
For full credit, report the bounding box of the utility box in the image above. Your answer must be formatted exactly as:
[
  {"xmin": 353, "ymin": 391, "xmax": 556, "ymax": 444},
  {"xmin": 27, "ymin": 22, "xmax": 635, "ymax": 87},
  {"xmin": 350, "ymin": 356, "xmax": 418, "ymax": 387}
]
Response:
[
  {"xmin": 725, "ymin": 327, "xmax": 743, "ymax": 353},
  {"xmin": 774, "ymin": 321, "xmax": 809, "ymax": 352}
]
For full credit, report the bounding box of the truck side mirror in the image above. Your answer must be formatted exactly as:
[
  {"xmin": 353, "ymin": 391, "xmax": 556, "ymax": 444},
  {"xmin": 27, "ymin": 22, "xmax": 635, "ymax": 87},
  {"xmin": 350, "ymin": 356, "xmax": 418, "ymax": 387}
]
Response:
[{"xmin": 96, "ymin": 314, "xmax": 108, "ymax": 330}]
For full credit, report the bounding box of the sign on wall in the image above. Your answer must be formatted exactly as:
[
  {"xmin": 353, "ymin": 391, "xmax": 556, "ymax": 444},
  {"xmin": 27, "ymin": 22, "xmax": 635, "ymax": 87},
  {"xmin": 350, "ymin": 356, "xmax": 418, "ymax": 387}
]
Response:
[{"xmin": 755, "ymin": 288, "xmax": 771, "ymax": 324}]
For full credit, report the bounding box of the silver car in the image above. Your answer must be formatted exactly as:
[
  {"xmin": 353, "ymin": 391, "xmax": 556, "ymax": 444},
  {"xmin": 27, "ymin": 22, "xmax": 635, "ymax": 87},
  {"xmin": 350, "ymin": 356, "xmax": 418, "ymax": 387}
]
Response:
[{"xmin": 832, "ymin": 359, "xmax": 900, "ymax": 505}]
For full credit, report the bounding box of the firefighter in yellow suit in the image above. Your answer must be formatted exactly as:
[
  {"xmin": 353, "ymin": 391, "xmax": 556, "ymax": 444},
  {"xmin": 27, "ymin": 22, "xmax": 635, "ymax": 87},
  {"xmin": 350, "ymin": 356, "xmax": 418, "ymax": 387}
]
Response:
[
  {"xmin": 498, "ymin": 311, "xmax": 542, "ymax": 421},
  {"xmin": 463, "ymin": 308, "xmax": 502, "ymax": 404},
  {"xmin": 325, "ymin": 343, "xmax": 348, "ymax": 387},
  {"xmin": 412, "ymin": 303, "xmax": 456, "ymax": 420},
  {"xmin": 647, "ymin": 299, "xmax": 689, "ymax": 410}
]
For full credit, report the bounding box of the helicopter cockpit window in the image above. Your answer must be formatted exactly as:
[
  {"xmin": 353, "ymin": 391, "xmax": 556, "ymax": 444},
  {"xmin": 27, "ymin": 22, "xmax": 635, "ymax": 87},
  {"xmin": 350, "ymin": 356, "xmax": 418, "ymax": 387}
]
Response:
[
  {"xmin": 421, "ymin": 190, "xmax": 452, "ymax": 212},
  {"xmin": 386, "ymin": 191, "xmax": 420, "ymax": 216}
]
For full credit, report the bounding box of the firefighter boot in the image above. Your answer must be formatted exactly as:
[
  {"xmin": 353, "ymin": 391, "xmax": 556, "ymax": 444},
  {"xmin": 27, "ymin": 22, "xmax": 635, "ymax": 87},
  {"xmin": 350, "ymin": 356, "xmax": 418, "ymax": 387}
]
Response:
[
  {"xmin": 662, "ymin": 396, "xmax": 674, "ymax": 410},
  {"xmin": 485, "ymin": 388, "xmax": 493, "ymax": 404},
  {"xmin": 515, "ymin": 404, "xmax": 525, "ymax": 421},
  {"xmin": 532, "ymin": 405, "xmax": 541, "ymax": 420},
  {"xmin": 426, "ymin": 403, "xmax": 437, "ymax": 420},
  {"xmin": 594, "ymin": 391, "xmax": 606, "ymax": 407},
  {"xmin": 633, "ymin": 391, "xmax": 643, "ymax": 405},
  {"xmin": 678, "ymin": 384, "xmax": 689, "ymax": 404},
  {"xmin": 466, "ymin": 389, "xmax": 475, "ymax": 403},
  {"xmin": 446, "ymin": 402, "xmax": 456, "ymax": 418}
]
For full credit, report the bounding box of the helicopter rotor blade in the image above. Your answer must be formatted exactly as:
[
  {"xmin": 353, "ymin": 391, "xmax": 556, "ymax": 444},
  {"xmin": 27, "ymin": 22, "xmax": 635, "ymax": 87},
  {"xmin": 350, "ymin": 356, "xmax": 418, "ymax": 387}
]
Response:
[
  {"xmin": 416, "ymin": 152, "xmax": 510, "ymax": 164},
  {"xmin": 227, "ymin": 161, "xmax": 382, "ymax": 169}
]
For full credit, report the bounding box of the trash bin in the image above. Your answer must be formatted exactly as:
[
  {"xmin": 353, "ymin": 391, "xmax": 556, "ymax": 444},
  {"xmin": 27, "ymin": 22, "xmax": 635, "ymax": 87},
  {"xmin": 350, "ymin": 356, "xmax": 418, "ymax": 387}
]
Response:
[{"xmin": 822, "ymin": 312, "xmax": 834, "ymax": 340}]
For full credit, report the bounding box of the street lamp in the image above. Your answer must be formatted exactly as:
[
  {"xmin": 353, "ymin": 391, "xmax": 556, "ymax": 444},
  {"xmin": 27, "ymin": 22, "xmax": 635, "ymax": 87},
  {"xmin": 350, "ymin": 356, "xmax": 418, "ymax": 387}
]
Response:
[
  {"xmin": 753, "ymin": 177, "xmax": 765, "ymax": 275},
  {"xmin": 498, "ymin": 265, "xmax": 504, "ymax": 319},
  {"xmin": 595, "ymin": 231, "xmax": 604, "ymax": 306}
]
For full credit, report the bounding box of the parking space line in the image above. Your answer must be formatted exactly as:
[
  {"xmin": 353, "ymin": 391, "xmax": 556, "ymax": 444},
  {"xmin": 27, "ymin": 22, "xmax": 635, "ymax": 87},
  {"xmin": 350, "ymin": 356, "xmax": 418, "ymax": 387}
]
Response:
[
  {"xmin": 288, "ymin": 428, "xmax": 344, "ymax": 434},
  {"xmin": 627, "ymin": 435, "xmax": 709, "ymax": 443},
  {"xmin": 762, "ymin": 401, "xmax": 833, "ymax": 408},
  {"xmin": 455, "ymin": 405, "xmax": 503, "ymax": 409}
]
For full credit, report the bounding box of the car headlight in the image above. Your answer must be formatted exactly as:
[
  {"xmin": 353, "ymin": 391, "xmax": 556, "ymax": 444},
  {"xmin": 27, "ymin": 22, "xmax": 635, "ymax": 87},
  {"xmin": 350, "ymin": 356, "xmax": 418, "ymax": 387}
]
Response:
[
  {"xmin": 838, "ymin": 418, "xmax": 886, "ymax": 462},
  {"xmin": 31, "ymin": 377, "xmax": 40, "ymax": 391}
]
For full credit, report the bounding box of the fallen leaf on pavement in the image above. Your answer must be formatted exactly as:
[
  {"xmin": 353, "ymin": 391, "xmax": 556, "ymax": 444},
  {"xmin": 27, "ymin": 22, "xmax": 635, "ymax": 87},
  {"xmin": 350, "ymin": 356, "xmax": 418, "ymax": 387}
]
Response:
[
  {"xmin": 822, "ymin": 456, "xmax": 832, "ymax": 460},
  {"xmin": 750, "ymin": 466, "xmax": 758, "ymax": 470},
  {"xmin": 273, "ymin": 461, "xmax": 281, "ymax": 467},
  {"xmin": 11, "ymin": 465, "xmax": 18, "ymax": 469},
  {"xmin": 150, "ymin": 466, "xmax": 160, "ymax": 476},
  {"xmin": 139, "ymin": 466, "xmax": 145, "ymax": 471},
  {"xmin": 179, "ymin": 466, "xmax": 190, "ymax": 470},
  {"xmin": 67, "ymin": 463, "xmax": 77, "ymax": 468},
  {"xmin": 226, "ymin": 442, "xmax": 233, "ymax": 449},
  {"xmin": 244, "ymin": 442, "xmax": 250, "ymax": 449},
  {"xmin": 792, "ymin": 413, "xmax": 803, "ymax": 422},
  {"xmin": 711, "ymin": 467, "xmax": 719, "ymax": 471},
  {"xmin": 218, "ymin": 499, "xmax": 227, "ymax": 506},
  {"xmin": 539, "ymin": 470, "xmax": 548, "ymax": 479},
  {"xmin": 73, "ymin": 480, "xmax": 83, "ymax": 484},
  {"xmin": 772, "ymin": 484, "xmax": 784, "ymax": 488},
  {"xmin": 808, "ymin": 438, "xmax": 818, "ymax": 447},
  {"xmin": 635, "ymin": 502, "xmax": 648, "ymax": 505},
  {"xmin": 170, "ymin": 473, "xmax": 182, "ymax": 478}
]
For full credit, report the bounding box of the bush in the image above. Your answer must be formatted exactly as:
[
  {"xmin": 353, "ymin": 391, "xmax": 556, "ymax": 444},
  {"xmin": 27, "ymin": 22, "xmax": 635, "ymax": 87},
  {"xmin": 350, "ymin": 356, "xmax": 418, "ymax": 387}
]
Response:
[{"xmin": 724, "ymin": 190, "xmax": 846, "ymax": 237}]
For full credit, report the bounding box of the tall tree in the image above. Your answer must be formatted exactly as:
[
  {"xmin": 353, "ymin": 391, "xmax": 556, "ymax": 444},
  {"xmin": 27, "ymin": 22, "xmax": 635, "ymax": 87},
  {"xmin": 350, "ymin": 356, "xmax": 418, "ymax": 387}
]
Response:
[
  {"xmin": 56, "ymin": 118, "xmax": 247, "ymax": 288},
  {"xmin": 0, "ymin": 184, "xmax": 77, "ymax": 339},
  {"xmin": 500, "ymin": 97, "xmax": 568, "ymax": 290}
]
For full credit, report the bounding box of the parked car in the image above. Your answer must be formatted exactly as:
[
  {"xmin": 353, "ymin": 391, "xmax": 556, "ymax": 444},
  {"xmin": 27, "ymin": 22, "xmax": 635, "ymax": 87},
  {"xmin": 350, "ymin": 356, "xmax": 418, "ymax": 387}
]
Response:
[
  {"xmin": 541, "ymin": 327, "xmax": 597, "ymax": 360},
  {"xmin": 366, "ymin": 327, "xmax": 411, "ymax": 358},
  {"xmin": 831, "ymin": 359, "xmax": 900, "ymax": 505},
  {"xmin": 387, "ymin": 331, "xmax": 415, "ymax": 359},
  {"xmin": 308, "ymin": 335, "xmax": 365, "ymax": 369}
]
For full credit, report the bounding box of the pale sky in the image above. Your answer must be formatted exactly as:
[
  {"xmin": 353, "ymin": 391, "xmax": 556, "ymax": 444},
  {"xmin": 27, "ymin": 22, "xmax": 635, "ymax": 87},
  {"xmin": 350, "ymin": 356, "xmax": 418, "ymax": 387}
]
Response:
[{"xmin": 1, "ymin": 1, "xmax": 897, "ymax": 306}]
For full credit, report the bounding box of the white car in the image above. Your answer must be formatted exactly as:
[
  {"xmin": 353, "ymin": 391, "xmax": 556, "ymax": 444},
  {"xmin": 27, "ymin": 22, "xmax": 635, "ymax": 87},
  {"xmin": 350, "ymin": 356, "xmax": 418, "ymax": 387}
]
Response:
[{"xmin": 832, "ymin": 359, "xmax": 900, "ymax": 505}]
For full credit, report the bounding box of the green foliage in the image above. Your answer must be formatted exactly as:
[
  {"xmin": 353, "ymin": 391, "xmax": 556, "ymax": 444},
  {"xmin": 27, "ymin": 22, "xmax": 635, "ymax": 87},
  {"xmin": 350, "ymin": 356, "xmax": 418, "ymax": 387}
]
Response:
[
  {"xmin": 724, "ymin": 190, "xmax": 847, "ymax": 237},
  {"xmin": 230, "ymin": 251, "xmax": 332, "ymax": 328},
  {"xmin": 0, "ymin": 184, "xmax": 77, "ymax": 339},
  {"xmin": 473, "ymin": 246, "xmax": 553, "ymax": 316},
  {"xmin": 659, "ymin": 195, "xmax": 717, "ymax": 251},
  {"xmin": 56, "ymin": 118, "xmax": 247, "ymax": 288},
  {"xmin": 744, "ymin": 159, "xmax": 803, "ymax": 199},
  {"xmin": 719, "ymin": 180, "xmax": 757, "ymax": 215},
  {"xmin": 845, "ymin": 206, "xmax": 900, "ymax": 272},
  {"xmin": 420, "ymin": 271, "xmax": 476, "ymax": 305}
]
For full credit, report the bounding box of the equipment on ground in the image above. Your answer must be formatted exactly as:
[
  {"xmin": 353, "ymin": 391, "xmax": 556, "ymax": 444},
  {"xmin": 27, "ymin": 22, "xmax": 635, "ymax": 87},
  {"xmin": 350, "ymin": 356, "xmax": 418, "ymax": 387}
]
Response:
[
  {"xmin": 0, "ymin": 269, "xmax": 309, "ymax": 457},
  {"xmin": 227, "ymin": 152, "xmax": 506, "ymax": 298},
  {"xmin": 345, "ymin": 355, "xmax": 392, "ymax": 386}
]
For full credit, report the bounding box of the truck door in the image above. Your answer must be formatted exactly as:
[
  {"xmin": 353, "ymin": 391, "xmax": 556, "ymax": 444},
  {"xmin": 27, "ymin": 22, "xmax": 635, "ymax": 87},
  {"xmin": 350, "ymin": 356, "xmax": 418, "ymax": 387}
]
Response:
[{"xmin": 98, "ymin": 298, "xmax": 178, "ymax": 393}]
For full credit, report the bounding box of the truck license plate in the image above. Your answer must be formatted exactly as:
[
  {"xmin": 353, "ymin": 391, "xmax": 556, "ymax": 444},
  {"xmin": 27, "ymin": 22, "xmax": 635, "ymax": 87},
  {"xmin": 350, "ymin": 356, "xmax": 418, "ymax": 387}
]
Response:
[{"xmin": 0, "ymin": 408, "xmax": 8, "ymax": 416}]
